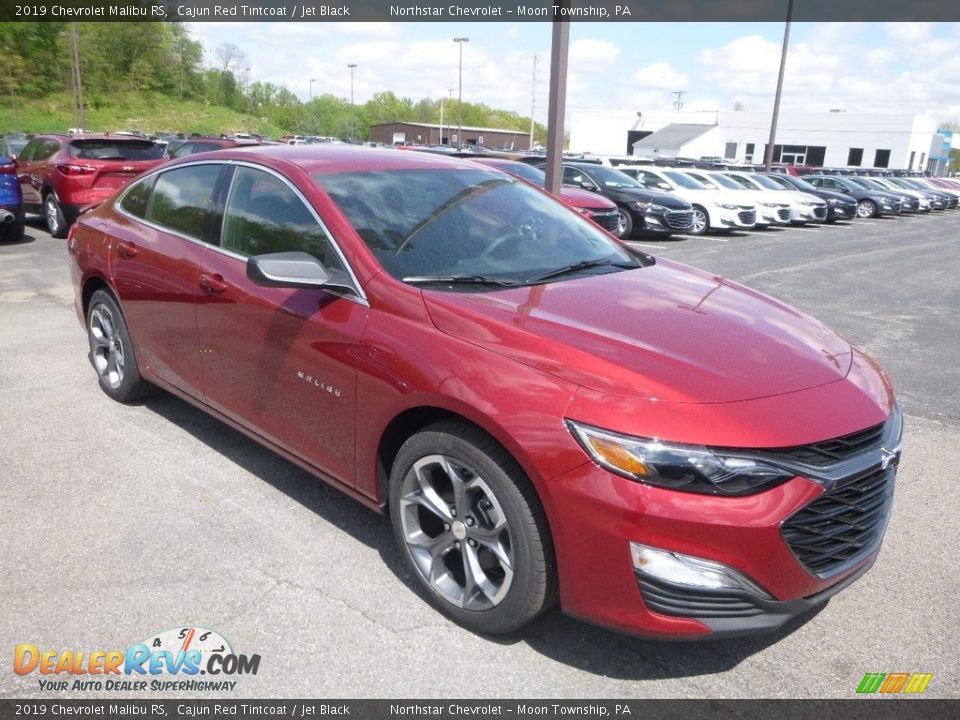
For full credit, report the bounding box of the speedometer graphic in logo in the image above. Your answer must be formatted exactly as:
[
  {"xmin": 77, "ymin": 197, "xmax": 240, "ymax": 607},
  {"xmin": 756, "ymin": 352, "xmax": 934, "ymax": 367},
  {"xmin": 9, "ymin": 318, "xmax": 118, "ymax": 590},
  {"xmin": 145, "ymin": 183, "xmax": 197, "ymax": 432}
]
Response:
[{"xmin": 140, "ymin": 626, "xmax": 233, "ymax": 662}]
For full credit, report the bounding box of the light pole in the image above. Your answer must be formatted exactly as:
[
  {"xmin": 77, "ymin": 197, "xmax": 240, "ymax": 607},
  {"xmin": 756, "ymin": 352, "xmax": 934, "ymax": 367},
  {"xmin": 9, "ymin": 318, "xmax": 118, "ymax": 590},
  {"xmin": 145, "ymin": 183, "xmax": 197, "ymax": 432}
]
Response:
[
  {"xmin": 454, "ymin": 37, "xmax": 469, "ymax": 148},
  {"xmin": 439, "ymin": 88, "xmax": 453, "ymax": 146},
  {"xmin": 347, "ymin": 64, "xmax": 357, "ymax": 140},
  {"xmin": 309, "ymin": 78, "xmax": 315, "ymax": 102}
]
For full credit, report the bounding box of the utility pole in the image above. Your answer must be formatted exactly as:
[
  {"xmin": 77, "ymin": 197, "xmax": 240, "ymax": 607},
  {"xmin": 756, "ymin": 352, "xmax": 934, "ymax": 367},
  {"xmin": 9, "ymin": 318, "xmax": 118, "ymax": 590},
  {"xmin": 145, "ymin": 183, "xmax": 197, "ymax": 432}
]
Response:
[
  {"xmin": 454, "ymin": 37, "xmax": 469, "ymax": 148},
  {"xmin": 529, "ymin": 55, "xmax": 538, "ymax": 150},
  {"xmin": 672, "ymin": 90, "xmax": 685, "ymax": 111},
  {"xmin": 765, "ymin": 0, "xmax": 794, "ymax": 171},
  {"xmin": 68, "ymin": 23, "xmax": 85, "ymax": 130},
  {"xmin": 347, "ymin": 64, "xmax": 357, "ymax": 140}
]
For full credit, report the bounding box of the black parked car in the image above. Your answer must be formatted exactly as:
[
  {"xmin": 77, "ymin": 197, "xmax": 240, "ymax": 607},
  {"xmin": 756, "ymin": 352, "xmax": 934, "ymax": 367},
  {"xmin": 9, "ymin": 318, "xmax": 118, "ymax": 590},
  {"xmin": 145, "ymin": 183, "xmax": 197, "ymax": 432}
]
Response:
[
  {"xmin": 805, "ymin": 176, "xmax": 903, "ymax": 218},
  {"xmin": 558, "ymin": 162, "xmax": 694, "ymax": 238},
  {"xmin": 762, "ymin": 173, "xmax": 858, "ymax": 222}
]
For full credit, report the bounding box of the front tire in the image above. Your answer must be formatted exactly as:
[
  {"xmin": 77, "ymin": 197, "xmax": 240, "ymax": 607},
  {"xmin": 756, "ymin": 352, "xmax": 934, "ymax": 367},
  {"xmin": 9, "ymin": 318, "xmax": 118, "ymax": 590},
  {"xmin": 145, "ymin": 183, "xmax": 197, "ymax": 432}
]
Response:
[
  {"xmin": 690, "ymin": 206, "xmax": 709, "ymax": 235},
  {"xmin": 44, "ymin": 192, "xmax": 67, "ymax": 238},
  {"xmin": 389, "ymin": 421, "xmax": 555, "ymax": 635},
  {"xmin": 86, "ymin": 289, "xmax": 156, "ymax": 402},
  {"xmin": 614, "ymin": 207, "xmax": 634, "ymax": 239},
  {"xmin": 856, "ymin": 200, "xmax": 877, "ymax": 218}
]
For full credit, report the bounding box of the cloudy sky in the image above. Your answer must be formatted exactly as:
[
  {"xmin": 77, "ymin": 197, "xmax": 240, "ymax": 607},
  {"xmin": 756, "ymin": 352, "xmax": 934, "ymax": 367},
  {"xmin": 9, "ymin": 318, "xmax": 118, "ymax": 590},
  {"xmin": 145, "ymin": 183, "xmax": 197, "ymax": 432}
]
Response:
[{"xmin": 186, "ymin": 21, "xmax": 960, "ymax": 124}]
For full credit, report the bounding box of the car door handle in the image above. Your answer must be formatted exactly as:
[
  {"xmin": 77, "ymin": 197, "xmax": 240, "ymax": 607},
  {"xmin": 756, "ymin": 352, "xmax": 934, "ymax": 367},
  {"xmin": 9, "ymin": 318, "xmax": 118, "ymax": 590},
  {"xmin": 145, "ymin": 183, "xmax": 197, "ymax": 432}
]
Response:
[
  {"xmin": 118, "ymin": 241, "xmax": 139, "ymax": 259},
  {"xmin": 199, "ymin": 272, "xmax": 228, "ymax": 295}
]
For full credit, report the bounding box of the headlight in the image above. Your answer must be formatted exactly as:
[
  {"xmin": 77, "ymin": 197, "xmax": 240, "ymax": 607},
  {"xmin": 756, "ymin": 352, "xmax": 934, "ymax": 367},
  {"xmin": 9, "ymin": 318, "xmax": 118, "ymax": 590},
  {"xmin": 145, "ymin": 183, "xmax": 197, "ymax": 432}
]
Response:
[
  {"xmin": 574, "ymin": 207, "xmax": 592, "ymax": 215},
  {"xmin": 761, "ymin": 201, "xmax": 779, "ymax": 207},
  {"xmin": 801, "ymin": 200, "xmax": 821, "ymax": 206},
  {"xmin": 827, "ymin": 198, "xmax": 840, "ymax": 205},
  {"xmin": 566, "ymin": 420, "xmax": 795, "ymax": 496},
  {"xmin": 718, "ymin": 203, "xmax": 738, "ymax": 210},
  {"xmin": 636, "ymin": 202, "xmax": 668, "ymax": 213}
]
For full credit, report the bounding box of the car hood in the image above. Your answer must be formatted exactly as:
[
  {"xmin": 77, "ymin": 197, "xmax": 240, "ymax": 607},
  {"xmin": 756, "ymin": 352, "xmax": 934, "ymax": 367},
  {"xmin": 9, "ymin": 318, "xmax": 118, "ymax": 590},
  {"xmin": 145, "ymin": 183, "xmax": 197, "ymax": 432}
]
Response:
[
  {"xmin": 674, "ymin": 189, "xmax": 753, "ymax": 206},
  {"xmin": 560, "ymin": 186, "xmax": 616, "ymax": 209},
  {"xmin": 423, "ymin": 258, "xmax": 853, "ymax": 404},
  {"xmin": 600, "ymin": 186, "xmax": 691, "ymax": 209}
]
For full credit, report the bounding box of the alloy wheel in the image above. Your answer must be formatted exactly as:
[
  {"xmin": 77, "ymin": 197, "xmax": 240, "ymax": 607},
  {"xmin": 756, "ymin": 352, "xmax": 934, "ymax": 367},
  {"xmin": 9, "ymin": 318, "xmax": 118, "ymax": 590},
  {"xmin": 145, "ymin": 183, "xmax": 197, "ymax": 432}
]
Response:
[
  {"xmin": 398, "ymin": 454, "xmax": 514, "ymax": 611},
  {"xmin": 89, "ymin": 304, "xmax": 126, "ymax": 390}
]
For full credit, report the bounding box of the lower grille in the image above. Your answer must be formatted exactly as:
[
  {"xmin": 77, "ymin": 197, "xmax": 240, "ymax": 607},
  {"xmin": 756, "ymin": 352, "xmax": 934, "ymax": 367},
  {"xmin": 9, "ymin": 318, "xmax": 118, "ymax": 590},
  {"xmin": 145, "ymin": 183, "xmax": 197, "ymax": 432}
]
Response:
[
  {"xmin": 813, "ymin": 206, "xmax": 827, "ymax": 219},
  {"xmin": 777, "ymin": 207, "xmax": 792, "ymax": 221},
  {"xmin": 589, "ymin": 209, "xmax": 620, "ymax": 232},
  {"xmin": 781, "ymin": 467, "xmax": 894, "ymax": 578},
  {"xmin": 664, "ymin": 209, "xmax": 694, "ymax": 231},
  {"xmin": 637, "ymin": 575, "xmax": 764, "ymax": 618},
  {"xmin": 737, "ymin": 210, "xmax": 757, "ymax": 224}
]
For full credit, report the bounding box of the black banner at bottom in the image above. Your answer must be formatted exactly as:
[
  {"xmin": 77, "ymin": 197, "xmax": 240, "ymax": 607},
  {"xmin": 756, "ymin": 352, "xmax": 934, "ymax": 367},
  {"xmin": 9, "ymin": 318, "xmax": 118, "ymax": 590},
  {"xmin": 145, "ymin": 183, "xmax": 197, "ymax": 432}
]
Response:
[{"xmin": 0, "ymin": 700, "xmax": 957, "ymax": 720}]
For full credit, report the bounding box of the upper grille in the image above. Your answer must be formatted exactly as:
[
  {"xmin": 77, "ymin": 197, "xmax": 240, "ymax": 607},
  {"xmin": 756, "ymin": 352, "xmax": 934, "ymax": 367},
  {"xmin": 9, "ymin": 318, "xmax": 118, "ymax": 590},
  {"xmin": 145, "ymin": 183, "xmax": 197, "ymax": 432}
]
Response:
[
  {"xmin": 737, "ymin": 210, "xmax": 757, "ymax": 225},
  {"xmin": 664, "ymin": 209, "xmax": 694, "ymax": 231},
  {"xmin": 762, "ymin": 421, "xmax": 886, "ymax": 468},
  {"xmin": 781, "ymin": 467, "xmax": 894, "ymax": 577},
  {"xmin": 589, "ymin": 209, "xmax": 620, "ymax": 232}
]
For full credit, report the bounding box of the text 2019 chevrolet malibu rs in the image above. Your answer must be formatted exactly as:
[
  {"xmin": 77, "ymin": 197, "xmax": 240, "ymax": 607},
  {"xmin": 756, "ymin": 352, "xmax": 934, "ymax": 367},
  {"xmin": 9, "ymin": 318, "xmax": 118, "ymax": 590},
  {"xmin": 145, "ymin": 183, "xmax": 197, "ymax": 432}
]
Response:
[{"xmin": 68, "ymin": 146, "xmax": 901, "ymax": 638}]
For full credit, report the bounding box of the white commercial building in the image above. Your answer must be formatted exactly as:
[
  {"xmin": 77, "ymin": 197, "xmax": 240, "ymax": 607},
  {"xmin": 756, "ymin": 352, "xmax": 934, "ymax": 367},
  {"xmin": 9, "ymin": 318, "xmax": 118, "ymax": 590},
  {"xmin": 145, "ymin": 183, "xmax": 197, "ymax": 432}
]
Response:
[{"xmin": 570, "ymin": 109, "xmax": 945, "ymax": 172}]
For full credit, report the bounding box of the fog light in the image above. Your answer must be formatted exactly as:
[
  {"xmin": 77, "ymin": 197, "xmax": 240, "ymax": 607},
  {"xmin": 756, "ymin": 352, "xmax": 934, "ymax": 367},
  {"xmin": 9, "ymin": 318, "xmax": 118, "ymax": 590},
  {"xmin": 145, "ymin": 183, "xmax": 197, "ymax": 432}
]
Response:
[{"xmin": 629, "ymin": 542, "xmax": 772, "ymax": 598}]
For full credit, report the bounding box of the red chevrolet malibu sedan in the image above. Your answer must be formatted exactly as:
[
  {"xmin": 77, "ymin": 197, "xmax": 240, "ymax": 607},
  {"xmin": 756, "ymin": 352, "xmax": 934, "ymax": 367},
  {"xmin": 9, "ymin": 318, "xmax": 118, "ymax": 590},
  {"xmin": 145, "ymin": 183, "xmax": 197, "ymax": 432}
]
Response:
[{"xmin": 68, "ymin": 145, "xmax": 901, "ymax": 638}]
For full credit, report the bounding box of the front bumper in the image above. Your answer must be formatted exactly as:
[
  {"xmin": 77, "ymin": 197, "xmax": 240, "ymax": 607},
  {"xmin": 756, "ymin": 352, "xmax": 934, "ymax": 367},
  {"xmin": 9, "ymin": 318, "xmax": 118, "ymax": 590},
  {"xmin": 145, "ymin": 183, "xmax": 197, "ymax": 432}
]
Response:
[
  {"xmin": 543, "ymin": 412, "xmax": 899, "ymax": 639},
  {"xmin": 643, "ymin": 208, "xmax": 694, "ymax": 235}
]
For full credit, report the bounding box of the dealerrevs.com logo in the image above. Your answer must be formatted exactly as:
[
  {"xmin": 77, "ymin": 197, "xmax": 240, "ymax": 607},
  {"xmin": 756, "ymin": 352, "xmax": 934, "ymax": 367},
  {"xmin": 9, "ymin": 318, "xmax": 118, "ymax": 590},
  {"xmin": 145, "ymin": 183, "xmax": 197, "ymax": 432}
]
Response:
[{"xmin": 14, "ymin": 626, "xmax": 260, "ymax": 692}]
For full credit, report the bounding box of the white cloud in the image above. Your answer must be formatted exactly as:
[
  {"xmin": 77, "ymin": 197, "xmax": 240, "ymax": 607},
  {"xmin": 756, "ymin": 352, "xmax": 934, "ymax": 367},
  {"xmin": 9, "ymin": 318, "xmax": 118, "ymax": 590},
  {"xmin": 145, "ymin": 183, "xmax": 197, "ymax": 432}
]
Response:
[
  {"xmin": 569, "ymin": 38, "xmax": 621, "ymax": 73},
  {"xmin": 633, "ymin": 62, "xmax": 689, "ymax": 91}
]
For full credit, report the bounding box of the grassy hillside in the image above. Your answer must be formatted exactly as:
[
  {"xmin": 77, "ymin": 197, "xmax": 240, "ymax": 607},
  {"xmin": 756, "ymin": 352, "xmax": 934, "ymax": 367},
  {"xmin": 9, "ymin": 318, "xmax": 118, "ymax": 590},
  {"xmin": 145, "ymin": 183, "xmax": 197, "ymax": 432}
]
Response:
[{"xmin": 0, "ymin": 92, "xmax": 286, "ymax": 138}]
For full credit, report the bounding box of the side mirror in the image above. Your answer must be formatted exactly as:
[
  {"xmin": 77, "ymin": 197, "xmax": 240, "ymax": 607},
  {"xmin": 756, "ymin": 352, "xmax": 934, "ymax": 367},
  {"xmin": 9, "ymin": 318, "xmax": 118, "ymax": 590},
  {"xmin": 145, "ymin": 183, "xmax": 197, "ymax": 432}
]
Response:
[
  {"xmin": 580, "ymin": 181, "xmax": 598, "ymax": 191},
  {"xmin": 657, "ymin": 182, "xmax": 671, "ymax": 191},
  {"xmin": 247, "ymin": 251, "xmax": 354, "ymax": 296}
]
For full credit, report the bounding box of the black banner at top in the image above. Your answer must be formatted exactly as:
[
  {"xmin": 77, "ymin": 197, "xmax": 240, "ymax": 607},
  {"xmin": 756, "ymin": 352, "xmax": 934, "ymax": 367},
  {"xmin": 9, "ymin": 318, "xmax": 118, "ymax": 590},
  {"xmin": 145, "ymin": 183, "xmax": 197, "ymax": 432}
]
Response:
[{"xmin": 1, "ymin": 0, "xmax": 959, "ymax": 23}]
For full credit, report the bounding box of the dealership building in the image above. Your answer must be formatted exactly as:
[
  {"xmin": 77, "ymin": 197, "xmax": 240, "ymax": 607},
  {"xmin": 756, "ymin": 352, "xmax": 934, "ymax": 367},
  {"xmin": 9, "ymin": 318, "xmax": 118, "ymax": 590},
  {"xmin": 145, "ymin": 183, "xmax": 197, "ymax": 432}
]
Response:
[
  {"xmin": 369, "ymin": 122, "xmax": 532, "ymax": 150},
  {"xmin": 570, "ymin": 109, "xmax": 953, "ymax": 172}
]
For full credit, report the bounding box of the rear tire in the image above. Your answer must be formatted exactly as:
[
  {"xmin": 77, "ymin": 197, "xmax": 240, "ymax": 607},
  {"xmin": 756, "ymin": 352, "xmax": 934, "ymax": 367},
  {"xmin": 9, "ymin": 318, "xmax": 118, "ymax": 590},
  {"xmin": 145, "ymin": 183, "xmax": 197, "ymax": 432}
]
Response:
[
  {"xmin": 44, "ymin": 192, "xmax": 67, "ymax": 238},
  {"xmin": 1, "ymin": 215, "xmax": 24, "ymax": 243},
  {"xmin": 389, "ymin": 421, "xmax": 556, "ymax": 635},
  {"xmin": 86, "ymin": 289, "xmax": 156, "ymax": 403}
]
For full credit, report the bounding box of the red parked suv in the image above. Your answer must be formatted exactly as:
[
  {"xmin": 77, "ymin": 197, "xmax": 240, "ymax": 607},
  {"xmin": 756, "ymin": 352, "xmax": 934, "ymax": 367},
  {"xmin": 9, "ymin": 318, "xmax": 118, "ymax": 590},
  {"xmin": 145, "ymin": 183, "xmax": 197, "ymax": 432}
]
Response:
[
  {"xmin": 16, "ymin": 134, "xmax": 165, "ymax": 237},
  {"xmin": 67, "ymin": 145, "xmax": 901, "ymax": 639}
]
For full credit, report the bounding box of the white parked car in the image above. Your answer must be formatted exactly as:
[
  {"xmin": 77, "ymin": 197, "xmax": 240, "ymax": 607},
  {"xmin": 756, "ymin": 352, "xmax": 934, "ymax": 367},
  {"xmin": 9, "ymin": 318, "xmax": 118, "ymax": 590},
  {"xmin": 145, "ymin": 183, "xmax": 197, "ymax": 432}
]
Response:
[
  {"xmin": 616, "ymin": 165, "xmax": 757, "ymax": 235},
  {"xmin": 679, "ymin": 169, "xmax": 791, "ymax": 227},
  {"xmin": 721, "ymin": 171, "xmax": 828, "ymax": 224}
]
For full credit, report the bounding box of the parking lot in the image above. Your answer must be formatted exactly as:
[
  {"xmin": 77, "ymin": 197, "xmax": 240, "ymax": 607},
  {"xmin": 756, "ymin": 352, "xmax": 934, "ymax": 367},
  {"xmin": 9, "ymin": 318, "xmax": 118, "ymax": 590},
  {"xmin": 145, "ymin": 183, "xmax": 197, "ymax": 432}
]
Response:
[{"xmin": 1, "ymin": 212, "xmax": 959, "ymax": 699}]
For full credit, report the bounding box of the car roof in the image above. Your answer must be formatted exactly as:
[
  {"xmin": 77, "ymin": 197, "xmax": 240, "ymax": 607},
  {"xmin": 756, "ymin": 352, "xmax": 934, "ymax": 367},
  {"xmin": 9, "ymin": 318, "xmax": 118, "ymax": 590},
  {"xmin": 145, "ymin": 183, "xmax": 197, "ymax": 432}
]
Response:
[{"xmin": 187, "ymin": 144, "xmax": 498, "ymax": 175}]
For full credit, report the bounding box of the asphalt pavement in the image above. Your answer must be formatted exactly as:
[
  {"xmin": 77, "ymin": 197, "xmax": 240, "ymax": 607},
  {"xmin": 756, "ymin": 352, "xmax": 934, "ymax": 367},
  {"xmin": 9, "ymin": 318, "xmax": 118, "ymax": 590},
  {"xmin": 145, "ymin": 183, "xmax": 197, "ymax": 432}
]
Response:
[{"xmin": 1, "ymin": 212, "xmax": 958, "ymax": 699}]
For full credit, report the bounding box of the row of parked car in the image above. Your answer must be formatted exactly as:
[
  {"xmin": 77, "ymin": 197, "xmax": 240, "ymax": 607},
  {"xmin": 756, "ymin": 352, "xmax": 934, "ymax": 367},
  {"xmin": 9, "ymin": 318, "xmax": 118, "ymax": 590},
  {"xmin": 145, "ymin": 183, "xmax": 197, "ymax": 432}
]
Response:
[
  {"xmin": 3, "ymin": 130, "xmax": 958, "ymax": 245},
  {"xmin": 467, "ymin": 154, "xmax": 960, "ymax": 240}
]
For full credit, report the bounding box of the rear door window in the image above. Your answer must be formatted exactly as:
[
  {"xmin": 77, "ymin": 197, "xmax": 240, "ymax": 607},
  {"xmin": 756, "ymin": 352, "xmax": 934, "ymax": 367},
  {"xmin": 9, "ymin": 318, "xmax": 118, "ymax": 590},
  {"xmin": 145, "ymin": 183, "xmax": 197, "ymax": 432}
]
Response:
[
  {"xmin": 118, "ymin": 176, "xmax": 156, "ymax": 219},
  {"xmin": 146, "ymin": 164, "xmax": 225, "ymax": 243}
]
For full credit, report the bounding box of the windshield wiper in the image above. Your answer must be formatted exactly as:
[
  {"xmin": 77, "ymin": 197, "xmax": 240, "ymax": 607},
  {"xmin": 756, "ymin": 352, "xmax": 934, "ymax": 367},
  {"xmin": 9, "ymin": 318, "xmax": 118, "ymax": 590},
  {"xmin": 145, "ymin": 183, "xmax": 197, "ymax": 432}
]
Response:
[
  {"xmin": 527, "ymin": 258, "xmax": 634, "ymax": 284},
  {"xmin": 403, "ymin": 274, "xmax": 520, "ymax": 287}
]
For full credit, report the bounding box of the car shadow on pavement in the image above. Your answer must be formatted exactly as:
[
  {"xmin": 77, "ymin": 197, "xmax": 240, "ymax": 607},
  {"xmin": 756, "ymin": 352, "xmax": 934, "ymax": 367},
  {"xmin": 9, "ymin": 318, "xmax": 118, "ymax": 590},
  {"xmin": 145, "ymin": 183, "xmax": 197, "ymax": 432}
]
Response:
[{"xmin": 143, "ymin": 390, "xmax": 824, "ymax": 680}]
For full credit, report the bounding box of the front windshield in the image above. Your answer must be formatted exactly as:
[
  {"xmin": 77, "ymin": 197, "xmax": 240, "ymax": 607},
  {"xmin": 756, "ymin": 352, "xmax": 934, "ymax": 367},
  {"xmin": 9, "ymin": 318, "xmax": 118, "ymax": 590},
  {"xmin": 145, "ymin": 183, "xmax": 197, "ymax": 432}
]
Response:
[
  {"xmin": 785, "ymin": 176, "xmax": 818, "ymax": 192},
  {"xmin": 750, "ymin": 174, "xmax": 786, "ymax": 190},
  {"xmin": 845, "ymin": 178, "xmax": 870, "ymax": 190},
  {"xmin": 313, "ymin": 168, "xmax": 643, "ymax": 289},
  {"xmin": 717, "ymin": 173, "xmax": 754, "ymax": 190},
  {"xmin": 585, "ymin": 165, "xmax": 644, "ymax": 189},
  {"xmin": 664, "ymin": 171, "xmax": 708, "ymax": 189}
]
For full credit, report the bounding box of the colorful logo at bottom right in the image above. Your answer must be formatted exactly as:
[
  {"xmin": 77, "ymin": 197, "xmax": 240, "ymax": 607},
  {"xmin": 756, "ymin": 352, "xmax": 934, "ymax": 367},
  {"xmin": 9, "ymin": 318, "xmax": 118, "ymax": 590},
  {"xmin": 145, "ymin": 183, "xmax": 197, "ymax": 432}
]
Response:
[{"xmin": 857, "ymin": 673, "xmax": 933, "ymax": 695}]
